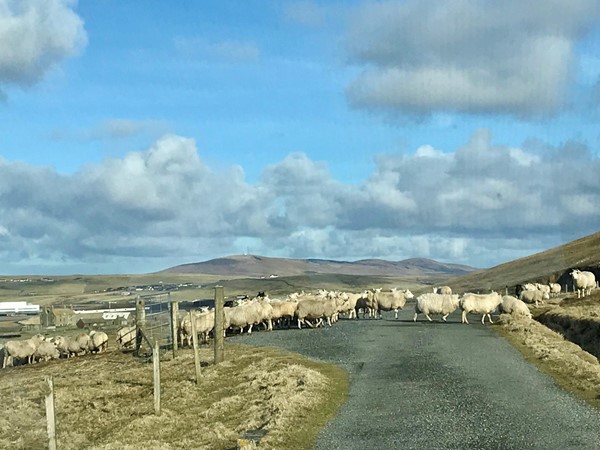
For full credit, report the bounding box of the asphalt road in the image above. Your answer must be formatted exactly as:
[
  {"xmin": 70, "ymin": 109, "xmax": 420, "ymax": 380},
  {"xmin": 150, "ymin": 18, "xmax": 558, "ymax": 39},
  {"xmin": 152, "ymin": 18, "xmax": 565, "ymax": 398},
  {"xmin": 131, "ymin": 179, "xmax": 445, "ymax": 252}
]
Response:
[{"xmin": 230, "ymin": 308, "xmax": 600, "ymax": 449}]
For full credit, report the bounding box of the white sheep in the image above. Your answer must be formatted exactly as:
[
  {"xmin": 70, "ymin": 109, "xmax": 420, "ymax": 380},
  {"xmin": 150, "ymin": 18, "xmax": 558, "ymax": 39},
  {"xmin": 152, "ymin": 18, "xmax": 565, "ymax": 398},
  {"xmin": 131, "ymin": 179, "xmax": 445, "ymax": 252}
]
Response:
[
  {"xmin": 116, "ymin": 325, "xmax": 136, "ymax": 350},
  {"xmin": 570, "ymin": 269, "xmax": 596, "ymax": 298},
  {"xmin": 34, "ymin": 340, "xmax": 60, "ymax": 363},
  {"xmin": 375, "ymin": 288, "xmax": 414, "ymax": 319},
  {"xmin": 433, "ymin": 286, "xmax": 452, "ymax": 295},
  {"xmin": 413, "ymin": 293, "xmax": 461, "ymax": 322},
  {"xmin": 459, "ymin": 292, "xmax": 503, "ymax": 324},
  {"xmin": 2, "ymin": 334, "xmax": 45, "ymax": 368},
  {"xmin": 54, "ymin": 333, "xmax": 91, "ymax": 358},
  {"xmin": 180, "ymin": 310, "xmax": 215, "ymax": 345},
  {"xmin": 519, "ymin": 289, "xmax": 549, "ymax": 307},
  {"xmin": 296, "ymin": 295, "xmax": 345, "ymax": 329},
  {"xmin": 499, "ymin": 295, "xmax": 532, "ymax": 319},
  {"xmin": 549, "ymin": 283, "xmax": 561, "ymax": 296},
  {"xmin": 88, "ymin": 330, "xmax": 109, "ymax": 353}
]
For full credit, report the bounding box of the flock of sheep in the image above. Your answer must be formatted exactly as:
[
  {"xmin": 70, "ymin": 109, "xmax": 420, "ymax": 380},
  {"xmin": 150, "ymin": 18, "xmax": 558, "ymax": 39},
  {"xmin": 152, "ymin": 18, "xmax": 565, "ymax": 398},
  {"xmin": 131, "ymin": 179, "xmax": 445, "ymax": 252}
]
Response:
[
  {"xmin": 1, "ymin": 269, "xmax": 596, "ymax": 368},
  {"xmin": 1, "ymin": 330, "xmax": 108, "ymax": 368}
]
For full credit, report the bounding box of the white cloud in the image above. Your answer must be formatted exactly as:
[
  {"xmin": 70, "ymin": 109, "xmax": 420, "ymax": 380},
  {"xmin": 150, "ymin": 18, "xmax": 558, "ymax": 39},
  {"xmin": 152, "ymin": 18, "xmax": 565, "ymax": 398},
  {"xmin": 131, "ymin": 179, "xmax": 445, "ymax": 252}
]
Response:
[
  {"xmin": 0, "ymin": 0, "xmax": 86, "ymax": 88},
  {"xmin": 0, "ymin": 130, "xmax": 599, "ymax": 273},
  {"xmin": 345, "ymin": 0, "xmax": 600, "ymax": 116}
]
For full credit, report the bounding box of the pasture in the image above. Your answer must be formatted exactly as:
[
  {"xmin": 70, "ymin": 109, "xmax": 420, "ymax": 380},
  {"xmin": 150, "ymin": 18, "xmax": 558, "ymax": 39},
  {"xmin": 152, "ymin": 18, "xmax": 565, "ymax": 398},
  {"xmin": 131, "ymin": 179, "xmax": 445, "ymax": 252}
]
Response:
[{"xmin": 0, "ymin": 342, "xmax": 348, "ymax": 450}]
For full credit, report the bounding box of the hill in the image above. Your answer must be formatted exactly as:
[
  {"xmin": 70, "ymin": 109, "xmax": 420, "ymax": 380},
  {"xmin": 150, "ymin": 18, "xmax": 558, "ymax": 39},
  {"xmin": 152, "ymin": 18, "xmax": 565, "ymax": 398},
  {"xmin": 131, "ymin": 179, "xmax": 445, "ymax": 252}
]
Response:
[
  {"xmin": 160, "ymin": 255, "xmax": 476, "ymax": 278},
  {"xmin": 448, "ymin": 231, "xmax": 600, "ymax": 293}
]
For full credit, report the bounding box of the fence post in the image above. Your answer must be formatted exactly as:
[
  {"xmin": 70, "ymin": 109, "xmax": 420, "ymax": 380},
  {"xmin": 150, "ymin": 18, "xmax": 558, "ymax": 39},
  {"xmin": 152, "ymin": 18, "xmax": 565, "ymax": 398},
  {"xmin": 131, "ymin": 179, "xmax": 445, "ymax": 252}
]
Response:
[
  {"xmin": 190, "ymin": 311, "xmax": 202, "ymax": 384},
  {"xmin": 45, "ymin": 376, "xmax": 57, "ymax": 450},
  {"xmin": 153, "ymin": 340, "xmax": 161, "ymax": 415},
  {"xmin": 214, "ymin": 286, "xmax": 225, "ymax": 364},
  {"xmin": 170, "ymin": 300, "xmax": 179, "ymax": 358},
  {"xmin": 135, "ymin": 297, "xmax": 146, "ymax": 356}
]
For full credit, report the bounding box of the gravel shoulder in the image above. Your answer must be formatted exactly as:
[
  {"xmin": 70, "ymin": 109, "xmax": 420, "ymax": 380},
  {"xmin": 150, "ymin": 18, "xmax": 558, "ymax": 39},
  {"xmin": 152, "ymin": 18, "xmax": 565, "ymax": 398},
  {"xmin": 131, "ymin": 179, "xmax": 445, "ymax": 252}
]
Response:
[{"xmin": 230, "ymin": 307, "xmax": 600, "ymax": 449}]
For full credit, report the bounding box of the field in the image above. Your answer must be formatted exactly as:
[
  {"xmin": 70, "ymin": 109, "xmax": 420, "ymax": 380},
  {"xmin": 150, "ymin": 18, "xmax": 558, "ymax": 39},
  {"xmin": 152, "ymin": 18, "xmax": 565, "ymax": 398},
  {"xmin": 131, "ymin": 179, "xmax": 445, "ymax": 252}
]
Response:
[{"xmin": 0, "ymin": 341, "xmax": 348, "ymax": 450}]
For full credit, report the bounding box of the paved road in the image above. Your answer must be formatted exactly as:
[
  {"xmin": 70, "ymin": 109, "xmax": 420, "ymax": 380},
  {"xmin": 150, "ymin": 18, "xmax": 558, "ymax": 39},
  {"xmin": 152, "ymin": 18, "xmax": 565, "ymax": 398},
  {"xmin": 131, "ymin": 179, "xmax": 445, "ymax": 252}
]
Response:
[{"xmin": 231, "ymin": 308, "xmax": 600, "ymax": 449}]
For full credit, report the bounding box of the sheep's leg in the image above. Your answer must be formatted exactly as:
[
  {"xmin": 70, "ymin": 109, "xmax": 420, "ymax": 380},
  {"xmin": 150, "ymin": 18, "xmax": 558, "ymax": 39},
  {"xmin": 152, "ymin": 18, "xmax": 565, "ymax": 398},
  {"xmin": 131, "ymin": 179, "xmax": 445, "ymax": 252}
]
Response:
[
  {"xmin": 394, "ymin": 309, "xmax": 398, "ymax": 319},
  {"xmin": 462, "ymin": 311, "xmax": 469, "ymax": 324},
  {"xmin": 424, "ymin": 313, "xmax": 433, "ymax": 322},
  {"xmin": 413, "ymin": 313, "xmax": 418, "ymax": 322},
  {"xmin": 441, "ymin": 314, "xmax": 449, "ymax": 322},
  {"xmin": 298, "ymin": 318, "xmax": 303, "ymax": 330},
  {"xmin": 488, "ymin": 314, "xmax": 494, "ymax": 324},
  {"xmin": 481, "ymin": 314, "xmax": 486, "ymax": 325}
]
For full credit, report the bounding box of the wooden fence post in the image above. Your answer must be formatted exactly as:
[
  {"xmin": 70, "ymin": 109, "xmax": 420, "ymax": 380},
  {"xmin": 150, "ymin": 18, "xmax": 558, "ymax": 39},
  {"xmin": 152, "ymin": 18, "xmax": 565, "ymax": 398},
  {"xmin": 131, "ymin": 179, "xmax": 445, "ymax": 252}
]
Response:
[
  {"xmin": 190, "ymin": 311, "xmax": 202, "ymax": 384},
  {"xmin": 214, "ymin": 286, "xmax": 225, "ymax": 364},
  {"xmin": 45, "ymin": 376, "xmax": 57, "ymax": 450},
  {"xmin": 170, "ymin": 300, "xmax": 179, "ymax": 358},
  {"xmin": 135, "ymin": 297, "xmax": 146, "ymax": 356},
  {"xmin": 153, "ymin": 341, "xmax": 161, "ymax": 415}
]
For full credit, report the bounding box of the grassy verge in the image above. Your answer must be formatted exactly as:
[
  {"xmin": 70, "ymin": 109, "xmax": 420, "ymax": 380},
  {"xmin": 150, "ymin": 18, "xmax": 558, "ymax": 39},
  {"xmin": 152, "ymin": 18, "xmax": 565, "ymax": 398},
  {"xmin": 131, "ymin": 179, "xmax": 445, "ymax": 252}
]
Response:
[
  {"xmin": 0, "ymin": 343, "xmax": 348, "ymax": 450},
  {"xmin": 494, "ymin": 313, "xmax": 600, "ymax": 411}
]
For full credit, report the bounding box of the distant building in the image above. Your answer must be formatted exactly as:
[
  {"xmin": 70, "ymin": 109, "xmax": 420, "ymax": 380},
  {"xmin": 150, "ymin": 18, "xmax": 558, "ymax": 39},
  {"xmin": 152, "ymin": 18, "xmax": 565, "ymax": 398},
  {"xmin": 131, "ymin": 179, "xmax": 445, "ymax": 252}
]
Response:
[
  {"xmin": 0, "ymin": 301, "xmax": 40, "ymax": 316},
  {"xmin": 40, "ymin": 307, "xmax": 76, "ymax": 327}
]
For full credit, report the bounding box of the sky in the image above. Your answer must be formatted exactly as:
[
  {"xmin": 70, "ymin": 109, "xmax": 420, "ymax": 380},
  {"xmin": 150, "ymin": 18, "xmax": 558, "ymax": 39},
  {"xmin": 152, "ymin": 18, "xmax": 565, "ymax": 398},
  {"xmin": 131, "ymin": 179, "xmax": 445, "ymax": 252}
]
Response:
[{"xmin": 1, "ymin": 0, "xmax": 600, "ymax": 275}]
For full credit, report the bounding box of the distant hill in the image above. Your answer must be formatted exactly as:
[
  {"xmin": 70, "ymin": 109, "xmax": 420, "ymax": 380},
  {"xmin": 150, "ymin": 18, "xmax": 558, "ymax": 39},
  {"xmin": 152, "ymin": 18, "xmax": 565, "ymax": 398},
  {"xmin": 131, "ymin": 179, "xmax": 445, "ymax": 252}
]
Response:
[
  {"xmin": 447, "ymin": 231, "xmax": 600, "ymax": 293},
  {"xmin": 160, "ymin": 255, "xmax": 476, "ymax": 278}
]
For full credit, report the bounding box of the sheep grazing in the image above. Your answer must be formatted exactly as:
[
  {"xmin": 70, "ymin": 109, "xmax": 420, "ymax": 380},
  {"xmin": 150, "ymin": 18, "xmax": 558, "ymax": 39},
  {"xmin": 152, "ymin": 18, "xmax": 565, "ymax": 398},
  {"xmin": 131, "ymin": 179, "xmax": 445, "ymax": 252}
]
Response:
[
  {"xmin": 459, "ymin": 292, "xmax": 503, "ymax": 324},
  {"xmin": 499, "ymin": 295, "xmax": 532, "ymax": 319},
  {"xmin": 2, "ymin": 334, "xmax": 45, "ymax": 368},
  {"xmin": 570, "ymin": 269, "xmax": 596, "ymax": 298},
  {"xmin": 88, "ymin": 330, "xmax": 109, "ymax": 353},
  {"xmin": 375, "ymin": 288, "xmax": 414, "ymax": 319},
  {"xmin": 54, "ymin": 333, "xmax": 91, "ymax": 358},
  {"xmin": 549, "ymin": 282, "xmax": 561, "ymax": 297},
  {"xmin": 433, "ymin": 286, "xmax": 452, "ymax": 295},
  {"xmin": 519, "ymin": 289, "xmax": 549, "ymax": 307},
  {"xmin": 34, "ymin": 340, "xmax": 60, "ymax": 363},
  {"xmin": 116, "ymin": 325, "xmax": 136, "ymax": 350},
  {"xmin": 413, "ymin": 293, "xmax": 461, "ymax": 322}
]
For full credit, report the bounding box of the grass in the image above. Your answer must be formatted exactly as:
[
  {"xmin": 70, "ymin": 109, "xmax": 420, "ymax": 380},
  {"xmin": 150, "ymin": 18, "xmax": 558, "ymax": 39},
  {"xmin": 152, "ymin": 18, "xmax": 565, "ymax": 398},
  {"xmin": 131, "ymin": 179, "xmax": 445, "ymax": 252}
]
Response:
[{"xmin": 0, "ymin": 342, "xmax": 348, "ymax": 450}]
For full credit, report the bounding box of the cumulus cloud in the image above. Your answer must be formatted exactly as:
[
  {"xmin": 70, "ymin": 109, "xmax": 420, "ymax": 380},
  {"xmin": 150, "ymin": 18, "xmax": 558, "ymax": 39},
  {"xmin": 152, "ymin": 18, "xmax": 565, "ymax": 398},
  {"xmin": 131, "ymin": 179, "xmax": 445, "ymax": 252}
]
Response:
[
  {"xmin": 0, "ymin": 0, "xmax": 86, "ymax": 89},
  {"xmin": 0, "ymin": 130, "xmax": 599, "ymax": 273},
  {"xmin": 345, "ymin": 0, "xmax": 600, "ymax": 116}
]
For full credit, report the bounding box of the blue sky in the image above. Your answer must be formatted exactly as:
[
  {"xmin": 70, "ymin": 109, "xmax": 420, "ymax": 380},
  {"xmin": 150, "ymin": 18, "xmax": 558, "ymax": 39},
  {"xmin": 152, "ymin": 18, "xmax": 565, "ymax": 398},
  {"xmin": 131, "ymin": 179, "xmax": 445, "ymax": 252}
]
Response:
[{"xmin": 1, "ymin": 0, "xmax": 600, "ymax": 275}]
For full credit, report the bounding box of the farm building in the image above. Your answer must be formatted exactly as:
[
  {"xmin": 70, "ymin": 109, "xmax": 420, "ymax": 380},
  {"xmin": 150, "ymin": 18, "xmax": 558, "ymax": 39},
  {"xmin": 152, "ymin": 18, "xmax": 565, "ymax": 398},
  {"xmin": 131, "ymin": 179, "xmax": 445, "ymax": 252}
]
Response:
[
  {"xmin": 75, "ymin": 310, "xmax": 132, "ymax": 329},
  {"xmin": 17, "ymin": 316, "xmax": 41, "ymax": 331},
  {"xmin": 40, "ymin": 307, "xmax": 77, "ymax": 327},
  {"xmin": 0, "ymin": 301, "xmax": 40, "ymax": 316}
]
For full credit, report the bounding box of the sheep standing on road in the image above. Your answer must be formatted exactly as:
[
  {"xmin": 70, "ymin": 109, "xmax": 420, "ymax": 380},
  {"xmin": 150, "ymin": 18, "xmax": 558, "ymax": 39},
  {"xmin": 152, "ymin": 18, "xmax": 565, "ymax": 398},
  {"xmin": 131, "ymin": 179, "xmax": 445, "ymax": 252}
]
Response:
[
  {"xmin": 413, "ymin": 293, "xmax": 461, "ymax": 322},
  {"xmin": 375, "ymin": 288, "xmax": 414, "ymax": 319},
  {"xmin": 499, "ymin": 295, "xmax": 532, "ymax": 319},
  {"xmin": 460, "ymin": 292, "xmax": 503, "ymax": 324},
  {"xmin": 571, "ymin": 269, "xmax": 596, "ymax": 298}
]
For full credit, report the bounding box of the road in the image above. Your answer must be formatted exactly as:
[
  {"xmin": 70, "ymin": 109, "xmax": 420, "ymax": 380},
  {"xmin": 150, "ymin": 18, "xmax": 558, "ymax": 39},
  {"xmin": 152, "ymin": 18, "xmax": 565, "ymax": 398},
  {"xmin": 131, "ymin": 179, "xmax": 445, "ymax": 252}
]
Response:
[{"xmin": 231, "ymin": 308, "xmax": 600, "ymax": 449}]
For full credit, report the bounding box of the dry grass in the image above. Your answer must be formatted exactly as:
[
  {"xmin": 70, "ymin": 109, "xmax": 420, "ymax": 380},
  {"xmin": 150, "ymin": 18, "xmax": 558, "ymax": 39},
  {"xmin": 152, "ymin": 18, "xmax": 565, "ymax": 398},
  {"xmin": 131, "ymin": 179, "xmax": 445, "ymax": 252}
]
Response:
[{"xmin": 0, "ymin": 344, "xmax": 348, "ymax": 450}]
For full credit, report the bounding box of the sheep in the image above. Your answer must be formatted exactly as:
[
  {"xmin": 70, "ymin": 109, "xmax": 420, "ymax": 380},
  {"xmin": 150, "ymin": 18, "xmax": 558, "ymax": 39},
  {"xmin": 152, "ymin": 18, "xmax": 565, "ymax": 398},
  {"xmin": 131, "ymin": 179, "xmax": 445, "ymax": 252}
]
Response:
[
  {"xmin": 375, "ymin": 288, "xmax": 414, "ymax": 319},
  {"xmin": 34, "ymin": 340, "xmax": 60, "ymax": 363},
  {"xmin": 519, "ymin": 289, "xmax": 549, "ymax": 307},
  {"xmin": 570, "ymin": 269, "xmax": 596, "ymax": 298},
  {"xmin": 180, "ymin": 310, "xmax": 216, "ymax": 345},
  {"xmin": 88, "ymin": 330, "xmax": 109, "ymax": 353},
  {"xmin": 224, "ymin": 299, "xmax": 271, "ymax": 335},
  {"xmin": 535, "ymin": 283, "xmax": 551, "ymax": 297},
  {"xmin": 498, "ymin": 295, "xmax": 532, "ymax": 319},
  {"xmin": 413, "ymin": 293, "xmax": 461, "ymax": 322},
  {"xmin": 433, "ymin": 286, "xmax": 452, "ymax": 295},
  {"xmin": 296, "ymin": 295, "xmax": 345, "ymax": 329},
  {"xmin": 54, "ymin": 333, "xmax": 91, "ymax": 358},
  {"xmin": 549, "ymin": 282, "xmax": 561, "ymax": 297},
  {"xmin": 116, "ymin": 325, "xmax": 136, "ymax": 350},
  {"xmin": 2, "ymin": 334, "xmax": 45, "ymax": 368},
  {"xmin": 268, "ymin": 300, "xmax": 298, "ymax": 329},
  {"xmin": 459, "ymin": 292, "xmax": 503, "ymax": 324}
]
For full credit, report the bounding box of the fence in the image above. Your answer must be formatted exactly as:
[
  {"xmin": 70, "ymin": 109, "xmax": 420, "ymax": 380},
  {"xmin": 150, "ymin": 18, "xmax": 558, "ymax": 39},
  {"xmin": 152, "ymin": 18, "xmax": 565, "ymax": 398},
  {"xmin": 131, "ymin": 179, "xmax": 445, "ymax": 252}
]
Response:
[{"xmin": 134, "ymin": 293, "xmax": 177, "ymax": 357}]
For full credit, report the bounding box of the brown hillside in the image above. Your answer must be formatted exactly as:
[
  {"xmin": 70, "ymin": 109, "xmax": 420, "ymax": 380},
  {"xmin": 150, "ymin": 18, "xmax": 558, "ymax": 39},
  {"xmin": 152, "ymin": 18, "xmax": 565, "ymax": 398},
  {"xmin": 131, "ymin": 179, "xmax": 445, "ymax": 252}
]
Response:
[
  {"xmin": 448, "ymin": 231, "xmax": 600, "ymax": 293},
  {"xmin": 160, "ymin": 255, "xmax": 475, "ymax": 277}
]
